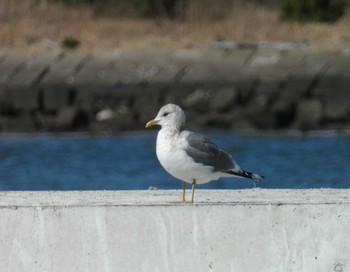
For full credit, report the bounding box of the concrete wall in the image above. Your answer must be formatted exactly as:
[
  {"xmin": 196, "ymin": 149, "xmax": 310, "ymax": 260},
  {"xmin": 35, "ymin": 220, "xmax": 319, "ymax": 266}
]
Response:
[{"xmin": 0, "ymin": 189, "xmax": 349, "ymax": 272}]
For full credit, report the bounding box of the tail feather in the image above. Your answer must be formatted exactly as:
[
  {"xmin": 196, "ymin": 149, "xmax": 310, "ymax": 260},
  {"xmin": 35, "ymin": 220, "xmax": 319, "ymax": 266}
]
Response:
[{"xmin": 227, "ymin": 169, "xmax": 264, "ymax": 180}]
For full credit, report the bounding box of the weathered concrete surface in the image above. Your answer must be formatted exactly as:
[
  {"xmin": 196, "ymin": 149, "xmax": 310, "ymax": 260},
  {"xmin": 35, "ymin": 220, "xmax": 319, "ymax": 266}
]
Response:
[{"xmin": 0, "ymin": 189, "xmax": 349, "ymax": 272}]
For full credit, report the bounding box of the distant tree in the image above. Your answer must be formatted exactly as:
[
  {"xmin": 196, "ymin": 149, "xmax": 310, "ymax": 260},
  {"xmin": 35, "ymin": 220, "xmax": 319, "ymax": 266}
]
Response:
[
  {"xmin": 53, "ymin": 0, "xmax": 180, "ymax": 17},
  {"xmin": 131, "ymin": 0, "xmax": 180, "ymax": 17},
  {"xmin": 281, "ymin": 0, "xmax": 347, "ymax": 22}
]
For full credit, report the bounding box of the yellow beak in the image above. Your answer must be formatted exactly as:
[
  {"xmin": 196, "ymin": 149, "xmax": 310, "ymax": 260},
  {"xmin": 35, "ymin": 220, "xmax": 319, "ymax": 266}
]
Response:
[{"xmin": 145, "ymin": 119, "xmax": 159, "ymax": 128}]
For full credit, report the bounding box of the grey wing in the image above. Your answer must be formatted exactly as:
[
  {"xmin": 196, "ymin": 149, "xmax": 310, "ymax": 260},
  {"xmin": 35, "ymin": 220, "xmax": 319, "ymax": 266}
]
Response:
[{"xmin": 184, "ymin": 132, "xmax": 237, "ymax": 172}]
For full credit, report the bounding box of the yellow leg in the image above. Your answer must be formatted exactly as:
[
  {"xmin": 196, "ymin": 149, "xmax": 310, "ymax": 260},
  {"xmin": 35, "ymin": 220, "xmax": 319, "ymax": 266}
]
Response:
[
  {"xmin": 181, "ymin": 181, "xmax": 187, "ymax": 203},
  {"xmin": 190, "ymin": 180, "xmax": 196, "ymax": 203}
]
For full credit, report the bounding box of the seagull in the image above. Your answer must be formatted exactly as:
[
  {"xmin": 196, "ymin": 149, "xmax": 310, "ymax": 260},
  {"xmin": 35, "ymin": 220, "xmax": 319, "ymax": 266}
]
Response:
[{"xmin": 145, "ymin": 103, "xmax": 264, "ymax": 203}]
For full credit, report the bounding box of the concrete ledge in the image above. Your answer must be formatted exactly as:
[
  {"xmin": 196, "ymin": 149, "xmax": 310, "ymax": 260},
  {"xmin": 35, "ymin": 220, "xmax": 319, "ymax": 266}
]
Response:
[{"xmin": 1, "ymin": 189, "xmax": 349, "ymax": 272}]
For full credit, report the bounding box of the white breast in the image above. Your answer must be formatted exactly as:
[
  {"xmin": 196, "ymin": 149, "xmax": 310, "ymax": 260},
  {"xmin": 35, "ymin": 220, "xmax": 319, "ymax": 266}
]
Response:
[{"xmin": 155, "ymin": 129, "xmax": 222, "ymax": 184}]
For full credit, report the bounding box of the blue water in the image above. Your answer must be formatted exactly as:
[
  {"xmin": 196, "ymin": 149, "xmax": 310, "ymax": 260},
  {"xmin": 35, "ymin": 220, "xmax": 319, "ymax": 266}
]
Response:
[{"xmin": 0, "ymin": 131, "xmax": 349, "ymax": 190}]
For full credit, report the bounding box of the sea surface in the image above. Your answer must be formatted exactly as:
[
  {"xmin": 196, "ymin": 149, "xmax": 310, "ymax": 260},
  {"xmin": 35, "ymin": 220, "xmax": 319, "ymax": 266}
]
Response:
[{"xmin": 0, "ymin": 130, "xmax": 349, "ymax": 190}]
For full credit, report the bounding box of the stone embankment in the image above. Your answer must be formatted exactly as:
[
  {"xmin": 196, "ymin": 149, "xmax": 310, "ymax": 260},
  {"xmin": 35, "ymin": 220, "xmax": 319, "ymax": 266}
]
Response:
[{"xmin": 0, "ymin": 45, "xmax": 349, "ymax": 133}]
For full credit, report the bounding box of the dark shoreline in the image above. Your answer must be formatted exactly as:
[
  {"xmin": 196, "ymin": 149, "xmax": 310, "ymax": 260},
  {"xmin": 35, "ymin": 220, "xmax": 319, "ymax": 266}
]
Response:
[{"xmin": 0, "ymin": 129, "xmax": 350, "ymax": 139}]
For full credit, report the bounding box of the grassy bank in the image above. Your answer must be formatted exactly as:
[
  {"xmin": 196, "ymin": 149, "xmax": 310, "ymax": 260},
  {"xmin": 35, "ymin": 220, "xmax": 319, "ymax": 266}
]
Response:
[{"xmin": 0, "ymin": 1, "xmax": 349, "ymax": 53}]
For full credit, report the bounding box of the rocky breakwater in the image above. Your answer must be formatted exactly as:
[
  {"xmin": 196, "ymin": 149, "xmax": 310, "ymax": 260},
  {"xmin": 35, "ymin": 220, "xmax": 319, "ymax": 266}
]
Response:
[{"xmin": 0, "ymin": 46, "xmax": 349, "ymax": 133}]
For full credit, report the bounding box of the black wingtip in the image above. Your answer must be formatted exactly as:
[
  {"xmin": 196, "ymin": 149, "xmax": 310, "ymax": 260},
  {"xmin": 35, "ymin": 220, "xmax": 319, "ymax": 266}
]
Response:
[{"xmin": 227, "ymin": 170, "xmax": 264, "ymax": 180}]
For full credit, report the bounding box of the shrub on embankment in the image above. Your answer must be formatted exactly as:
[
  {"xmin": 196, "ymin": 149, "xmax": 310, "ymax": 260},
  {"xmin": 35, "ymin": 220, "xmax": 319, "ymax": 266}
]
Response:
[{"xmin": 1, "ymin": 0, "xmax": 348, "ymax": 21}]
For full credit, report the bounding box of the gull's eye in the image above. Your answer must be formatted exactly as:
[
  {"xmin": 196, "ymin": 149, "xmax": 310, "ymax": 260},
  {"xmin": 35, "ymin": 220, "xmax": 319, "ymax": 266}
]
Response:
[{"xmin": 163, "ymin": 112, "xmax": 169, "ymax": 117}]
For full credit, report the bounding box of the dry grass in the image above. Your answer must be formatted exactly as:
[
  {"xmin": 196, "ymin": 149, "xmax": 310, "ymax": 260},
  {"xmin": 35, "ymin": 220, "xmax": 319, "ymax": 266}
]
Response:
[{"xmin": 0, "ymin": 2, "xmax": 349, "ymax": 53}]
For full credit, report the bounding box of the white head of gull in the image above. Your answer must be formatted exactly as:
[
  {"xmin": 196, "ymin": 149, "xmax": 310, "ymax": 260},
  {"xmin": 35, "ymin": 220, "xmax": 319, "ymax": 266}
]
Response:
[{"xmin": 146, "ymin": 103, "xmax": 264, "ymax": 203}]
